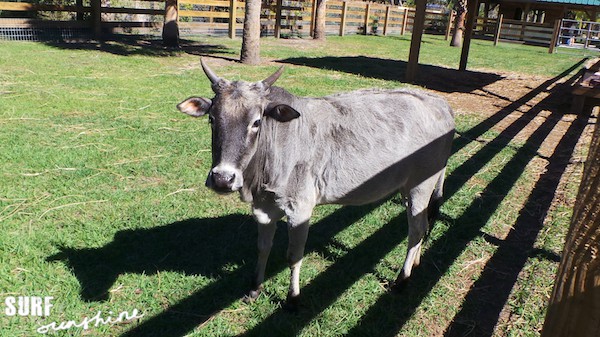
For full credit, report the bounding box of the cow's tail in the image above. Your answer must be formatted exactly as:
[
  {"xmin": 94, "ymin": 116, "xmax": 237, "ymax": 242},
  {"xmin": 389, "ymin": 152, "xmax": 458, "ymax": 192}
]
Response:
[{"xmin": 427, "ymin": 168, "xmax": 446, "ymax": 227}]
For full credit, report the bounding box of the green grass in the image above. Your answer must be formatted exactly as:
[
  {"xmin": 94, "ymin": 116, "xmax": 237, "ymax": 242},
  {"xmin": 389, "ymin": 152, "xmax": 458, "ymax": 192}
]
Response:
[{"xmin": 0, "ymin": 34, "xmax": 594, "ymax": 336}]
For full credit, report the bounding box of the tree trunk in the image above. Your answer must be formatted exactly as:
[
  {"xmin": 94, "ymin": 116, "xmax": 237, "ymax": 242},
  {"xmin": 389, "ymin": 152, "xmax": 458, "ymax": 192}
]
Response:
[
  {"xmin": 541, "ymin": 120, "xmax": 600, "ymax": 337},
  {"xmin": 162, "ymin": 0, "xmax": 179, "ymax": 48},
  {"xmin": 240, "ymin": 0, "xmax": 262, "ymax": 65},
  {"xmin": 450, "ymin": 0, "xmax": 467, "ymax": 47},
  {"xmin": 313, "ymin": 0, "xmax": 327, "ymax": 40}
]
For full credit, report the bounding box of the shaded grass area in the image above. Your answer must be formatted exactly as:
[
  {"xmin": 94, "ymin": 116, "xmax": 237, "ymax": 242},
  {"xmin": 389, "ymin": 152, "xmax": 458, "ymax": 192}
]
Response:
[{"xmin": 0, "ymin": 35, "xmax": 594, "ymax": 336}]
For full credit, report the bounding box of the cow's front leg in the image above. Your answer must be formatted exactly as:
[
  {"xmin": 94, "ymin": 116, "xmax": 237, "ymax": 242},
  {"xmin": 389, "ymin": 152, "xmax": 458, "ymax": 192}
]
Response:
[
  {"xmin": 285, "ymin": 217, "xmax": 310, "ymax": 310},
  {"xmin": 246, "ymin": 205, "xmax": 283, "ymax": 302}
]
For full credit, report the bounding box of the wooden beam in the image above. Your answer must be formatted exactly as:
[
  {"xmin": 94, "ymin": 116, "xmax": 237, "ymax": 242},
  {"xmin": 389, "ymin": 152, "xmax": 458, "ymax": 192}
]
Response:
[
  {"xmin": 363, "ymin": 2, "xmax": 370, "ymax": 35},
  {"xmin": 383, "ymin": 5, "xmax": 390, "ymax": 36},
  {"xmin": 406, "ymin": 0, "xmax": 427, "ymax": 82},
  {"xmin": 340, "ymin": 1, "xmax": 347, "ymax": 36},
  {"xmin": 91, "ymin": 0, "xmax": 102, "ymax": 39},
  {"xmin": 401, "ymin": 7, "xmax": 408, "ymax": 35},
  {"xmin": 459, "ymin": 0, "xmax": 479, "ymax": 71},
  {"xmin": 274, "ymin": 0, "xmax": 283, "ymax": 38},
  {"xmin": 493, "ymin": 13, "xmax": 503, "ymax": 46},
  {"xmin": 228, "ymin": 0, "xmax": 237, "ymax": 38}
]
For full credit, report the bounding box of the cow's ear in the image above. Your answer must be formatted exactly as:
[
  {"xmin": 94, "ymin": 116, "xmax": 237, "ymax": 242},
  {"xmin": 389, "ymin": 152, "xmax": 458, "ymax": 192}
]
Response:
[
  {"xmin": 265, "ymin": 104, "xmax": 300, "ymax": 122},
  {"xmin": 177, "ymin": 97, "xmax": 211, "ymax": 117}
]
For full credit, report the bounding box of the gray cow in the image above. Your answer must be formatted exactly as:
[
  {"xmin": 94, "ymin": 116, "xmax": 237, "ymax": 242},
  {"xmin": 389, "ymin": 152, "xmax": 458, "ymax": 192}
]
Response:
[{"xmin": 177, "ymin": 60, "xmax": 455, "ymax": 307}]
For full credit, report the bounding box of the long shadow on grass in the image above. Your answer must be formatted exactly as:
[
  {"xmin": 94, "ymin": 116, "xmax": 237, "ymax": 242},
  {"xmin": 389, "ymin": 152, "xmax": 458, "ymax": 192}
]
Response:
[
  {"xmin": 41, "ymin": 34, "xmax": 236, "ymax": 58},
  {"xmin": 279, "ymin": 56, "xmax": 503, "ymax": 94}
]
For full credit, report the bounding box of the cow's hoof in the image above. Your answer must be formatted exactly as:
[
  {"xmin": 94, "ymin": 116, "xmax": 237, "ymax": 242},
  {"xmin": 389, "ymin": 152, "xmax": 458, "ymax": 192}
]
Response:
[
  {"xmin": 283, "ymin": 294, "xmax": 301, "ymax": 313},
  {"xmin": 242, "ymin": 289, "xmax": 261, "ymax": 303},
  {"xmin": 391, "ymin": 276, "xmax": 409, "ymax": 293}
]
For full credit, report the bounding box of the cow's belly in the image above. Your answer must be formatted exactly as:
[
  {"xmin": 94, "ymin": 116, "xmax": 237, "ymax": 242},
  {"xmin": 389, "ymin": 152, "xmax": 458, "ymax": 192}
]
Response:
[{"xmin": 316, "ymin": 161, "xmax": 409, "ymax": 206}]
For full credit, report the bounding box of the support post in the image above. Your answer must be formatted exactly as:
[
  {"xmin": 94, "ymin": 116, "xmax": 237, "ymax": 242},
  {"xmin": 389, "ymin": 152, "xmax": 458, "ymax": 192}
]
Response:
[
  {"xmin": 340, "ymin": 1, "xmax": 348, "ymax": 36},
  {"xmin": 401, "ymin": 7, "xmax": 408, "ymax": 35},
  {"xmin": 274, "ymin": 0, "xmax": 283, "ymax": 38},
  {"xmin": 493, "ymin": 13, "xmax": 503, "ymax": 46},
  {"xmin": 229, "ymin": 0, "xmax": 237, "ymax": 38},
  {"xmin": 310, "ymin": 0, "xmax": 317, "ymax": 37},
  {"xmin": 363, "ymin": 3, "xmax": 371, "ymax": 35},
  {"xmin": 76, "ymin": 0, "xmax": 83, "ymax": 21},
  {"xmin": 406, "ymin": 0, "xmax": 426, "ymax": 82},
  {"xmin": 549, "ymin": 19, "xmax": 561, "ymax": 53},
  {"xmin": 91, "ymin": 0, "xmax": 102, "ymax": 39},
  {"xmin": 383, "ymin": 5, "xmax": 390, "ymax": 36},
  {"xmin": 459, "ymin": 0, "xmax": 478, "ymax": 71}
]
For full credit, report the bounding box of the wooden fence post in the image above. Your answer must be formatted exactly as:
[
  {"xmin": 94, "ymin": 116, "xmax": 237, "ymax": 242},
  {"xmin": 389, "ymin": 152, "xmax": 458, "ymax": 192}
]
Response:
[
  {"xmin": 340, "ymin": 1, "xmax": 347, "ymax": 36},
  {"xmin": 493, "ymin": 13, "xmax": 503, "ymax": 46},
  {"xmin": 548, "ymin": 19, "xmax": 561, "ymax": 53},
  {"xmin": 383, "ymin": 5, "xmax": 390, "ymax": 36},
  {"xmin": 274, "ymin": 0, "xmax": 283, "ymax": 38},
  {"xmin": 91, "ymin": 0, "xmax": 102, "ymax": 39},
  {"xmin": 310, "ymin": 0, "xmax": 317, "ymax": 37},
  {"xmin": 229, "ymin": 0, "xmax": 237, "ymax": 38},
  {"xmin": 76, "ymin": 0, "xmax": 84, "ymax": 21},
  {"xmin": 401, "ymin": 7, "xmax": 408, "ymax": 35},
  {"xmin": 445, "ymin": 10, "xmax": 454, "ymax": 40},
  {"xmin": 363, "ymin": 2, "xmax": 371, "ymax": 35}
]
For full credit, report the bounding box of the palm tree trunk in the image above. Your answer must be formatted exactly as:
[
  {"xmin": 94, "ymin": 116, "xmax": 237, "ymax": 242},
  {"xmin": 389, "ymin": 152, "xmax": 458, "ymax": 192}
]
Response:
[
  {"xmin": 313, "ymin": 0, "xmax": 327, "ymax": 40},
  {"xmin": 450, "ymin": 0, "xmax": 467, "ymax": 47},
  {"xmin": 241, "ymin": 0, "xmax": 262, "ymax": 64},
  {"xmin": 162, "ymin": 0, "xmax": 179, "ymax": 48}
]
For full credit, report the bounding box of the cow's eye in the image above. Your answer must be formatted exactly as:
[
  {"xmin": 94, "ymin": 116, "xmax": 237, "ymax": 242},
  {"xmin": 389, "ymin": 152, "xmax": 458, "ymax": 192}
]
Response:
[
  {"xmin": 252, "ymin": 119, "xmax": 261, "ymax": 128},
  {"xmin": 208, "ymin": 115, "xmax": 214, "ymax": 124}
]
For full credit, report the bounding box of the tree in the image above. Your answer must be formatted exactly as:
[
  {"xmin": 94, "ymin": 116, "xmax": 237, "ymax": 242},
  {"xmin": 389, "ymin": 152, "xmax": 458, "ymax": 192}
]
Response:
[
  {"xmin": 240, "ymin": 0, "xmax": 262, "ymax": 64},
  {"xmin": 162, "ymin": 0, "xmax": 179, "ymax": 48},
  {"xmin": 313, "ymin": 0, "xmax": 327, "ymax": 40},
  {"xmin": 450, "ymin": 0, "xmax": 467, "ymax": 47},
  {"xmin": 541, "ymin": 122, "xmax": 600, "ymax": 337}
]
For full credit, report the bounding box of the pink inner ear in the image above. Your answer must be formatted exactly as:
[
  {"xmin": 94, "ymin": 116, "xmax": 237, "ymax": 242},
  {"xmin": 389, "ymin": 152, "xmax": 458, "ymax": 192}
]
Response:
[{"xmin": 178, "ymin": 97, "xmax": 209, "ymax": 117}]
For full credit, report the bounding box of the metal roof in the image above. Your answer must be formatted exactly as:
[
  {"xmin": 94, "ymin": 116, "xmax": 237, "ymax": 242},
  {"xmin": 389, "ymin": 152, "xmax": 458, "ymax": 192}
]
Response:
[
  {"xmin": 527, "ymin": 0, "xmax": 600, "ymax": 5},
  {"xmin": 504, "ymin": 0, "xmax": 600, "ymax": 7}
]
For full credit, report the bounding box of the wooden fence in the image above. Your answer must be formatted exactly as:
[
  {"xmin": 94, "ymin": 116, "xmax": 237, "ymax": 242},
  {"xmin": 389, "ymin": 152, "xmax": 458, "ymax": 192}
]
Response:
[
  {"xmin": 473, "ymin": 15, "xmax": 557, "ymax": 47},
  {"xmin": 0, "ymin": 0, "xmax": 448, "ymax": 39},
  {"xmin": 0, "ymin": 0, "xmax": 563, "ymax": 50}
]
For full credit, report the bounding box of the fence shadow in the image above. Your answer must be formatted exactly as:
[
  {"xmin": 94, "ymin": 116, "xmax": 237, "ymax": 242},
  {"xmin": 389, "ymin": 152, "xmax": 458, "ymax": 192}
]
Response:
[
  {"xmin": 279, "ymin": 56, "xmax": 504, "ymax": 94},
  {"xmin": 39, "ymin": 34, "xmax": 236, "ymax": 57}
]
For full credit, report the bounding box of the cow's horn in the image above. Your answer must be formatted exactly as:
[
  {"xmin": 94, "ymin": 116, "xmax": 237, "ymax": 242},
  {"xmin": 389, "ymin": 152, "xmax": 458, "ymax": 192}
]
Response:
[
  {"xmin": 262, "ymin": 66, "xmax": 285, "ymax": 87},
  {"xmin": 201, "ymin": 58, "xmax": 221, "ymax": 85}
]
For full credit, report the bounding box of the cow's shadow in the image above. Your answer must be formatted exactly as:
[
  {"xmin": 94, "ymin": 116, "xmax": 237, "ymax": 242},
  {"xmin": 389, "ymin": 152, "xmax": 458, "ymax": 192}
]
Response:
[
  {"xmin": 49, "ymin": 214, "xmax": 259, "ymax": 302},
  {"xmin": 48, "ymin": 201, "xmax": 394, "ymax": 335}
]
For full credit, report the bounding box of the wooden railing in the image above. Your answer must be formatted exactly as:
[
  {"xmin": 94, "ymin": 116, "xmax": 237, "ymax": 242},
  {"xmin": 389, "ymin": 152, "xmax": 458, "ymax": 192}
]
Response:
[
  {"xmin": 0, "ymin": 0, "xmax": 448, "ymax": 39},
  {"xmin": 0, "ymin": 0, "xmax": 562, "ymax": 49}
]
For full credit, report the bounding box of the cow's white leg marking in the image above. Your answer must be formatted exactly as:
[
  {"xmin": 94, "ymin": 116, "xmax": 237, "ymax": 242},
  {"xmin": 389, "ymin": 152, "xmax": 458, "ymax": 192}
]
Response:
[
  {"xmin": 286, "ymin": 220, "xmax": 310, "ymax": 305},
  {"xmin": 284, "ymin": 204, "xmax": 313, "ymax": 307}
]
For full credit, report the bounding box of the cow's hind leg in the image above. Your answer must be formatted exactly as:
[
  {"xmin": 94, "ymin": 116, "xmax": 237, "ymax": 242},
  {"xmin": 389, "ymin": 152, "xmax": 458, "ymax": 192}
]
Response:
[
  {"xmin": 285, "ymin": 206, "xmax": 313, "ymax": 311},
  {"xmin": 394, "ymin": 172, "xmax": 443, "ymax": 290},
  {"xmin": 246, "ymin": 204, "xmax": 284, "ymax": 302}
]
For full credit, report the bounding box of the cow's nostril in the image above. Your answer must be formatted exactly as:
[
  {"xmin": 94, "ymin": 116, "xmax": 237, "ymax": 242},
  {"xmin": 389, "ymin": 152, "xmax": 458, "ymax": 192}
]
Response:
[{"xmin": 211, "ymin": 170, "xmax": 235, "ymax": 190}]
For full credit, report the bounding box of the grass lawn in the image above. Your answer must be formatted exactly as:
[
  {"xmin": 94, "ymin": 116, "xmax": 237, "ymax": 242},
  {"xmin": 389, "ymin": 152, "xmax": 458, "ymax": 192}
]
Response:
[{"xmin": 0, "ymin": 34, "xmax": 596, "ymax": 336}]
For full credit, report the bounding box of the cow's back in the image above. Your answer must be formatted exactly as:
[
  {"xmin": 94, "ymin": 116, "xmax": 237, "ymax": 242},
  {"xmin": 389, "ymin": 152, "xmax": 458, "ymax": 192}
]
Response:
[{"xmin": 306, "ymin": 88, "xmax": 455, "ymax": 205}]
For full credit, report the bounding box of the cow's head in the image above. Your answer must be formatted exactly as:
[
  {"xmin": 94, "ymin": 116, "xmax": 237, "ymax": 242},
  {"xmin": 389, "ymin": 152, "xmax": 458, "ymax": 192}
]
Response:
[{"xmin": 177, "ymin": 59, "xmax": 300, "ymax": 194}]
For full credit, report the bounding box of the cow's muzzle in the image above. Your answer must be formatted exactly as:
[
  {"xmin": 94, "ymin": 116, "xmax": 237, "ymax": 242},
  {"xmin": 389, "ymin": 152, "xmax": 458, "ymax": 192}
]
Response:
[{"xmin": 206, "ymin": 165, "xmax": 242, "ymax": 193}]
